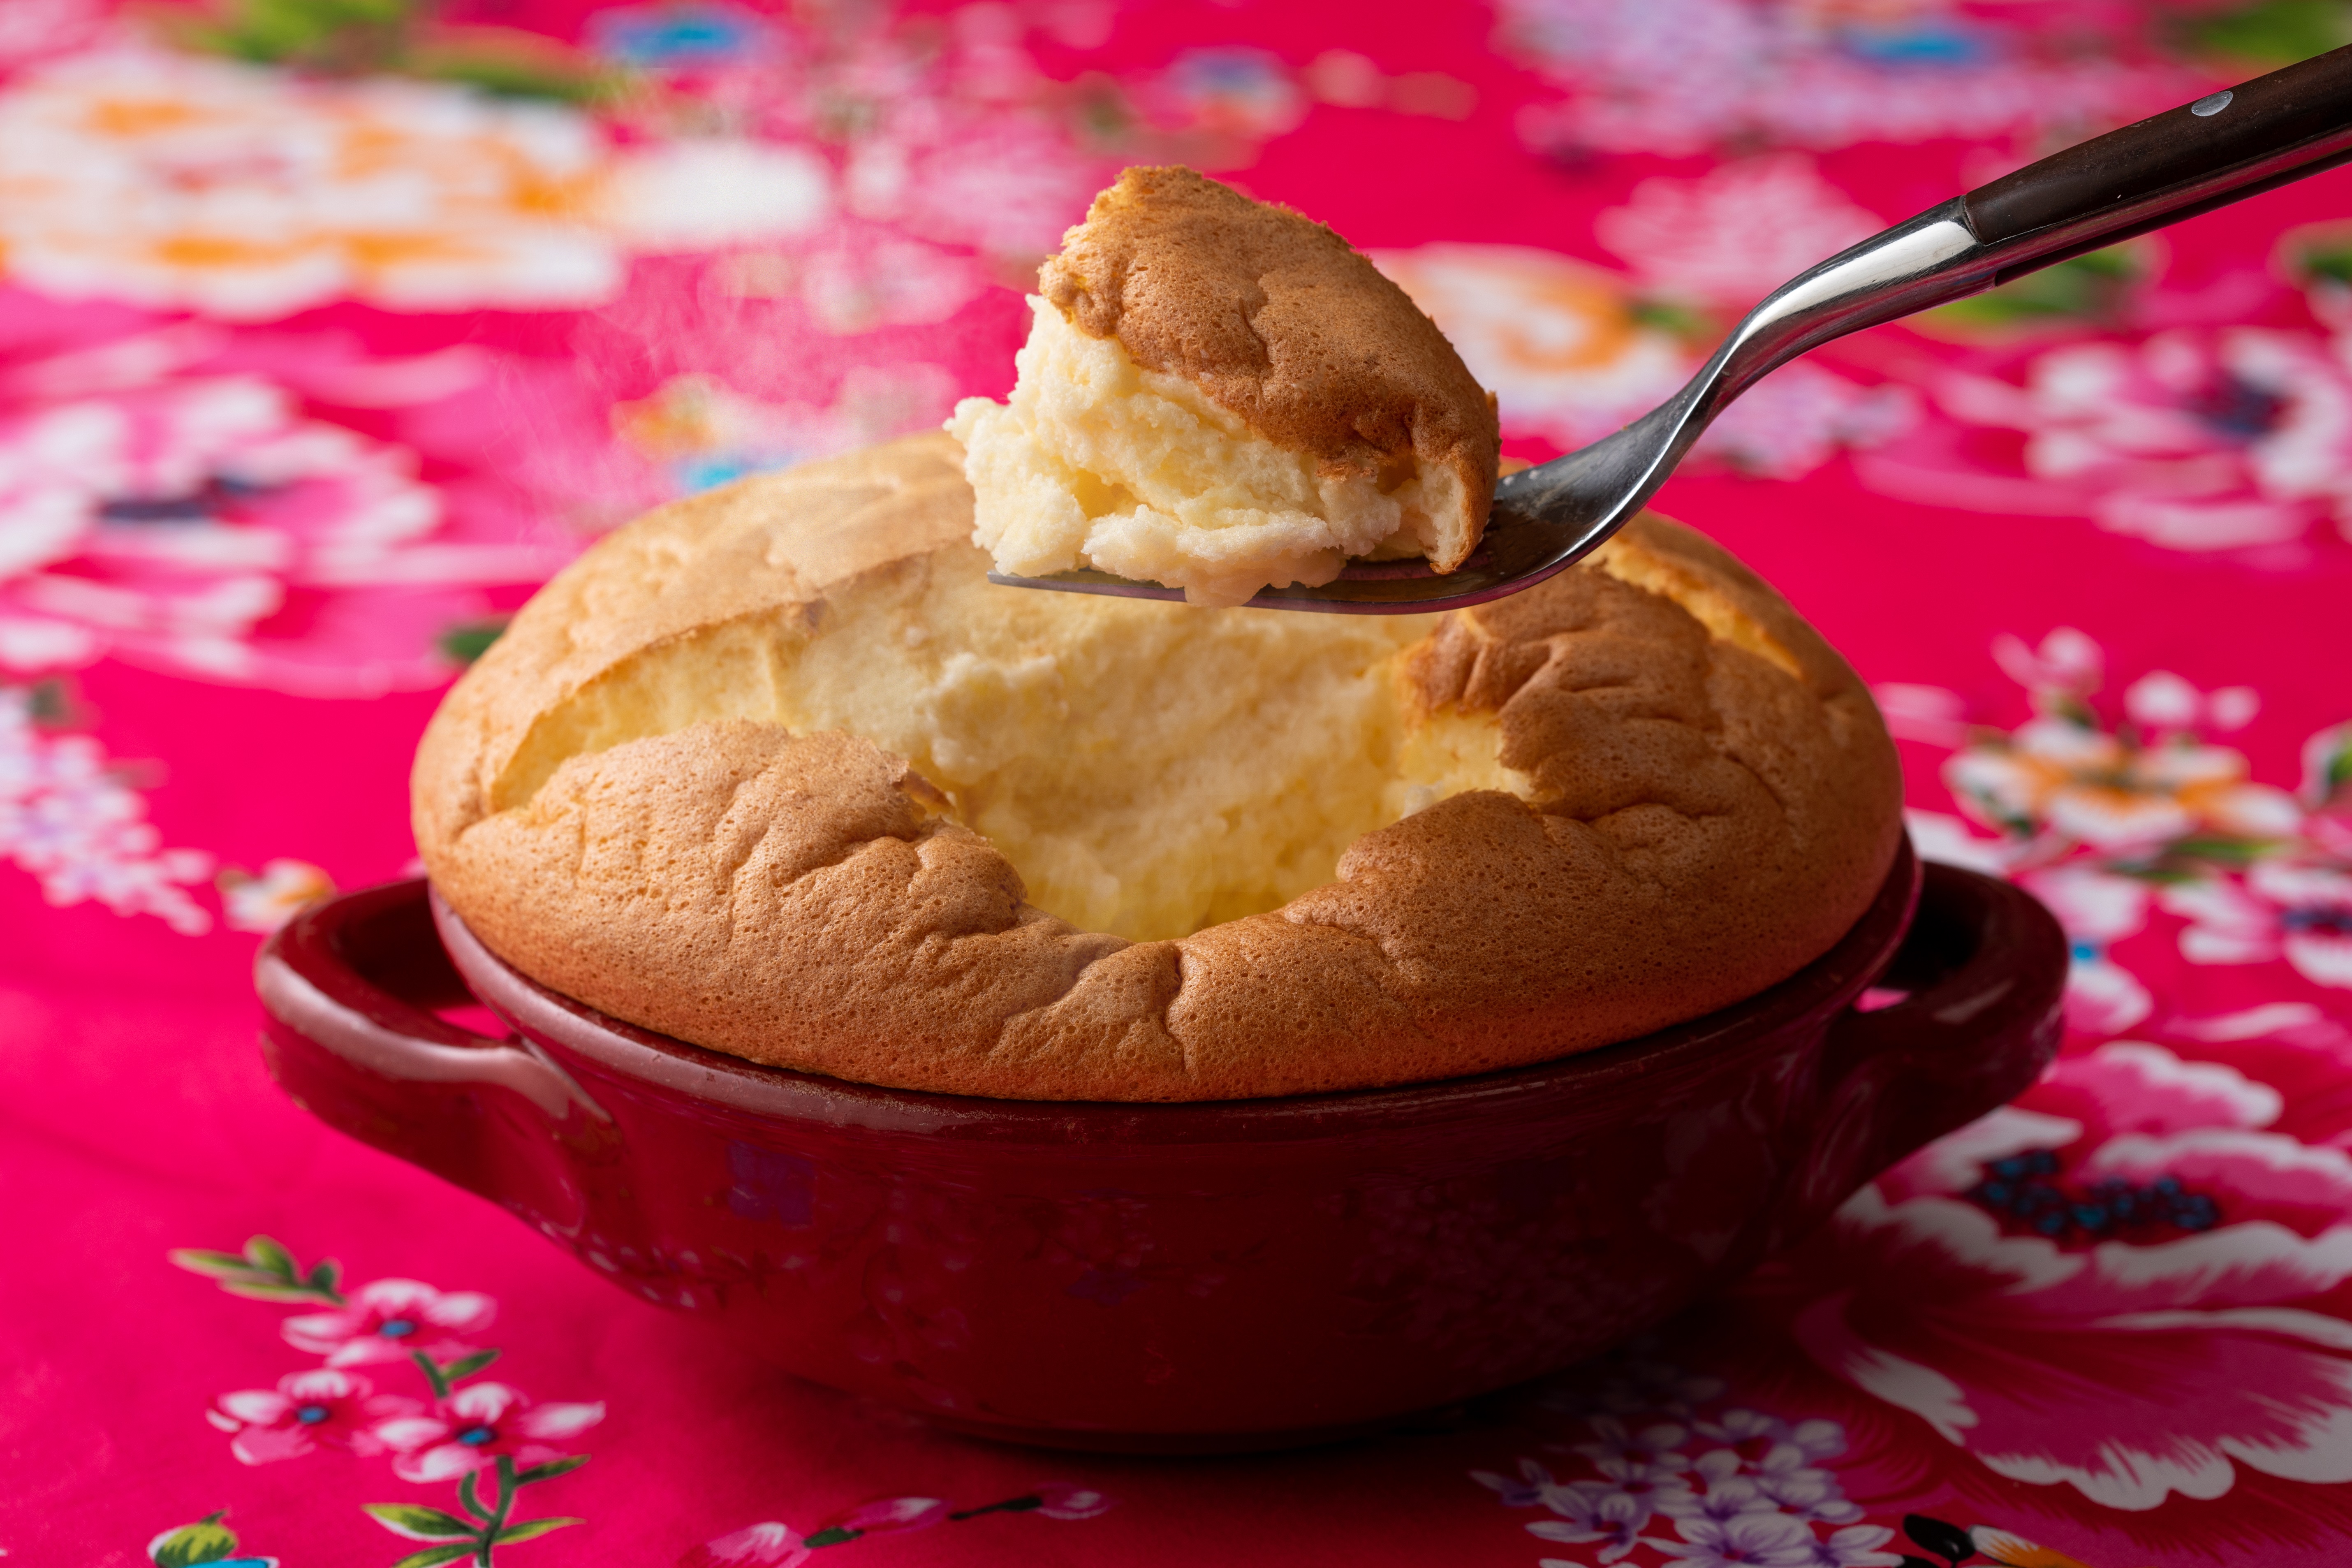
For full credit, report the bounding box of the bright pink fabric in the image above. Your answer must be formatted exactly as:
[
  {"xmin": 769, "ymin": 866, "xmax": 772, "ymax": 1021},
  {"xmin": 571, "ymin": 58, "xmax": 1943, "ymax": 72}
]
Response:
[{"xmin": 5, "ymin": 3, "xmax": 2352, "ymax": 1566}]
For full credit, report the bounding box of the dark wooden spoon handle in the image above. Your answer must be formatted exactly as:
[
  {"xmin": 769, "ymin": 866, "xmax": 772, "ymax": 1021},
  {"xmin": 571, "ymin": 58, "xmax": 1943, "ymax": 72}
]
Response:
[{"xmin": 1966, "ymin": 45, "xmax": 2352, "ymax": 252}]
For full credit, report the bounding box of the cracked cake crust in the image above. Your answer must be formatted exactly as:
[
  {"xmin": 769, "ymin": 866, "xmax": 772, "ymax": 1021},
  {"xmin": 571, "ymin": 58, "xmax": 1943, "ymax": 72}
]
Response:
[{"xmin": 413, "ymin": 434, "xmax": 1902, "ymax": 1102}]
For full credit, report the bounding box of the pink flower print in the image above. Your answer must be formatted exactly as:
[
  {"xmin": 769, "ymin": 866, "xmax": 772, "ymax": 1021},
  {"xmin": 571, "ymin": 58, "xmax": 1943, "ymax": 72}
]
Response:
[
  {"xmin": 1877, "ymin": 688, "xmax": 1972, "ymax": 750},
  {"xmin": 2045, "ymin": 1039, "xmax": 2284, "ymax": 1137},
  {"xmin": 1793, "ymin": 1184, "xmax": 2352, "ymax": 1508},
  {"xmin": 1528, "ymin": 1484, "xmax": 1650, "ymax": 1563},
  {"xmin": 2312, "ymin": 808, "xmax": 2352, "ymax": 863},
  {"xmin": 808, "ymin": 1496, "xmax": 947, "ymax": 1542},
  {"xmin": 2301, "ymin": 721, "xmax": 2352, "ymax": 858},
  {"xmin": 1991, "ymin": 626, "xmax": 2104, "ymax": 700},
  {"xmin": 1596, "ymin": 155, "xmax": 1883, "ymax": 311},
  {"xmin": 941, "ymin": 1481, "xmax": 1118, "ymax": 1525},
  {"xmin": 1641, "ymin": 1509, "xmax": 1822, "ymax": 1567},
  {"xmin": 680, "ymin": 1522, "xmax": 810, "ymax": 1568},
  {"xmin": 2162, "ymin": 860, "xmax": 2352, "ymax": 989},
  {"xmin": 1032, "ymin": 1481, "xmax": 1116, "ymax": 1521},
  {"xmin": 372, "ymin": 1380, "xmax": 604, "ymax": 1483},
  {"xmin": 280, "ymin": 1278, "xmax": 494, "ymax": 1367},
  {"xmin": 0, "ymin": 314, "xmax": 588, "ymax": 697},
  {"xmin": 1928, "ymin": 328, "xmax": 2352, "ymax": 551},
  {"xmin": 1784, "ymin": 1040, "xmax": 2352, "ymax": 1507},
  {"xmin": 830, "ymin": 1496, "xmax": 945, "ymax": 1532},
  {"xmin": 207, "ymin": 1368, "xmax": 420, "ymax": 1465},
  {"xmin": 1692, "ymin": 360, "xmax": 1915, "ymax": 482},
  {"xmin": 1947, "ymin": 718, "xmax": 2298, "ymax": 853},
  {"xmin": 1902, "ymin": 811, "xmax": 2021, "ymax": 882},
  {"xmin": 882, "ymin": 118, "xmax": 1113, "ymax": 259},
  {"xmin": 1884, "ymin": 1040, "xmax": 2279, "ymax": 1207}
]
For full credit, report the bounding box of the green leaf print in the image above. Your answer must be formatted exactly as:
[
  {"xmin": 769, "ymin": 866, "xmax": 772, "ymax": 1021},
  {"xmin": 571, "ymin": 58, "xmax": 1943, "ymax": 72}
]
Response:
[
  {"xmin": 386, "ymin": 1547, "xmax": 480, "ymax": 1568},
  {"xmin": 149, "ymin": 1512, "xmax": 242, "ymax": 1568},
  {"xmin": 362, "ymin": 1503, "xmax": 481, "ymax": 1542}
]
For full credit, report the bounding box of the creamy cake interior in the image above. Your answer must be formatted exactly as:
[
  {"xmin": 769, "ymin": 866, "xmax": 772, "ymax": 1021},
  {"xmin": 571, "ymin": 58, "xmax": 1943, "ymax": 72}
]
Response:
[
  {"xmin": 951, "ymin": 299, "xmax": 1471, "ymax": 609},
  {"xmin": 488, "ymin": 544, "xmax": 1530, "ymax": 941}
]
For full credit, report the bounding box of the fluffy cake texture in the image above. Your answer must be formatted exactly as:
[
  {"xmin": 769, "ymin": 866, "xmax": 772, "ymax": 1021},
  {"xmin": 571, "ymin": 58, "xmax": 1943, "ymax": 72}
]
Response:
[
  {"xmin": 949, "ymin": 167, "xmax": 1500, "ymax": 607},
  {"xmin": 414, "ymin": 433, "xmax": 1903, "ymax": 1102}
]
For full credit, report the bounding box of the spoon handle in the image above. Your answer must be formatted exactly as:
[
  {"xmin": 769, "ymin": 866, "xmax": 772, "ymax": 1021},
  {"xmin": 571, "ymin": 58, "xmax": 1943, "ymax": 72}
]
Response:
[
  {"xmin": 1690, "ymin": 46, "xmax": 2352, "ymax": 422},
  {"xmin": 1966, "ymin": 45, "xmax": 2352, "ymax": 263}
]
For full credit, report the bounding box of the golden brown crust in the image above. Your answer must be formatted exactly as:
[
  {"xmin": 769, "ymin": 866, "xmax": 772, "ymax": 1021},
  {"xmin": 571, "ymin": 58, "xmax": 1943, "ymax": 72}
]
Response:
[
  {"xmin": 1039, "ymin": 166, "xmax": 1500, "ymax": 570},
  {"xmin": 415, "ymin": 435, "xmax": 1902, "ymax": 1102},
  {"xmin": 412, "ymin": 433, "xmax": 975, "ymax": 844}
]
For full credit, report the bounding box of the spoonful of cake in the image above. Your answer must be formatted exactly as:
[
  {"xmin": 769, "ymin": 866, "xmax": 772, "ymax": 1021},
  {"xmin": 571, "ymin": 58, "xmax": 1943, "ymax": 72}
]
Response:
[{"xmin": 970, "ymin": 45, "xmax": 2352, "ymax": 613}]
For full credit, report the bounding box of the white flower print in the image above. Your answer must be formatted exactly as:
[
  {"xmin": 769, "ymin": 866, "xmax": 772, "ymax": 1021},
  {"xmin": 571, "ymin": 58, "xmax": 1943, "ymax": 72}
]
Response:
[
  {"xmin": 1751, "ymin": 1462, "xmax": 1863, "ymax": 1526},
  {"xmin": 1642, "ymin": 1510, "xmax": 1822, "ymax": 1567},
  {"xmin": 1654, "ymin": 1466, "xmax": 1778, "ymax": 1525},
  {"xmin": 1803, "ymin": 1524, "xmax": 1905, "ymax": 1567},
  {"xmin": 2123, "ymin": 670, "xmax": 2259, "ymax": 735},
  {"xmin": 1568, "ymin": 1415, "xmax": 1695, "ymax": 1470},
  {"xmin": 1474, "ymin": 1457, "xmax": 1579, "ymax": 1511},
  {"xmin": 0, "ymin": 684, "xmax": 211, "ymax": 931},
  {"xmin": 1690, "ymin": 1409, "xmax": 1847, "ymax": 1464},
  {"xmin": 1574, "ymin": 1452, "xmax": 1702, "ymax": 1520},
  {"xmin": 1680, "ymin": 1442, "xmax": 1866, "ymax": 1526},
  {"xmin": 1528, "ymin": 1486, "xmax": 1649, "ymax": 1563},
  {"xmin": 1479, "ymin": 1359, "xmax": 1874, "ymax": 1568}
]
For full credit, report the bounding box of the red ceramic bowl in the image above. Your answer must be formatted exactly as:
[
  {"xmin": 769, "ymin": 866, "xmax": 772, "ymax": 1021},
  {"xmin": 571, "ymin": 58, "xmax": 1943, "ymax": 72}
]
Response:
[{"xmin": 255, "ymin": 838, "xmax": 2063, "ymax": 1452}]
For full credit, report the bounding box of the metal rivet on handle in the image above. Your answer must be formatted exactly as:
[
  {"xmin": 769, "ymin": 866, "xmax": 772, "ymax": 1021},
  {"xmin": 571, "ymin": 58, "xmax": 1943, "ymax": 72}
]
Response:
[{"xmin": 2191, "ymin": 89, "xmax": 2235, "ymax": 117}]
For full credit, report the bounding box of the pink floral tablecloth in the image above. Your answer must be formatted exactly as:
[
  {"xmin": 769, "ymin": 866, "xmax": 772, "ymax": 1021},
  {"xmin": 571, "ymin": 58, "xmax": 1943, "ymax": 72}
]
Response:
[{"xmin": 7, "ymin": 2, "xmax": 2352, "ymax": 1565}]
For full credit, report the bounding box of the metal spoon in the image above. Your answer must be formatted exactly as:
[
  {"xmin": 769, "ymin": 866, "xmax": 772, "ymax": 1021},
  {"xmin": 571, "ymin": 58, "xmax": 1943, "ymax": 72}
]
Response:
[{"xmin": 992, "ymin": 45, "xmax": 2352, "ymax": 613}]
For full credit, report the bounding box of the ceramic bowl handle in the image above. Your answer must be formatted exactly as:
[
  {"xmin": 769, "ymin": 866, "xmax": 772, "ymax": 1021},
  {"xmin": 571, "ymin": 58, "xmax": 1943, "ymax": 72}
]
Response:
[
  {"xmin": 256, "ymin": 880, "xmax": 604, "ymax": 1213},
  {"xmin": 1770, "ymin": 861, "xmax": 2068, "ymax": 1247}
]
